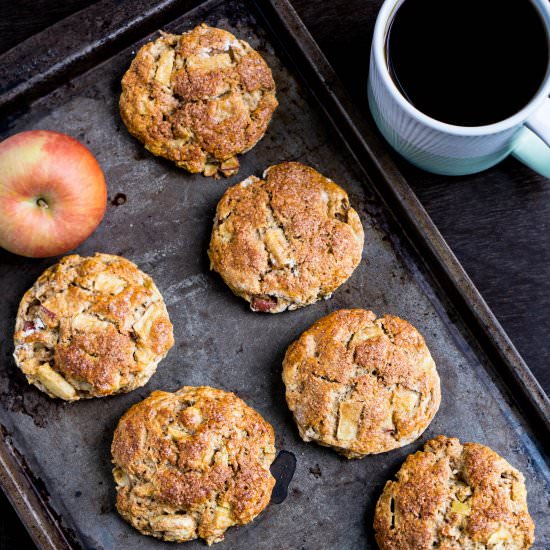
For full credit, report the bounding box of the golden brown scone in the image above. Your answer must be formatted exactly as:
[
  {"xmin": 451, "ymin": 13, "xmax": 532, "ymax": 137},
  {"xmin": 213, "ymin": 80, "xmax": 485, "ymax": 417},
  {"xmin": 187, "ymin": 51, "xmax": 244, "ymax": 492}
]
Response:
[
  {"xmin": 208, "ymin": 162, "xmax": 364, "ymax": 313},
  {"xmin": 374, "ymin": 435, "xmax": 535, "ymax": 549},
  {"xmin": 119, "ymin": 24, "xmax": 278, "ymax": 177},
  {"xmin": 13, "ymin": 253, "xmax": 174, "ymax": 401},
  {"xmin": 282, "ymin": 309, "xmax": 440, "ymax": 457},
  {"xmin": 112, "ymin": 386, "xmax": 276, "ymax": 545}
]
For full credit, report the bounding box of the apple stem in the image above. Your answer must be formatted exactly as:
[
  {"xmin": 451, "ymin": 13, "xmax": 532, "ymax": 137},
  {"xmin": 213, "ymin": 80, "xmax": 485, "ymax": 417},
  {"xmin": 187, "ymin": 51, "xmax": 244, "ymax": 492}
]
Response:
[{"xmin": 36, "ymin": 198, "xmax": 49, "ymax": 209}]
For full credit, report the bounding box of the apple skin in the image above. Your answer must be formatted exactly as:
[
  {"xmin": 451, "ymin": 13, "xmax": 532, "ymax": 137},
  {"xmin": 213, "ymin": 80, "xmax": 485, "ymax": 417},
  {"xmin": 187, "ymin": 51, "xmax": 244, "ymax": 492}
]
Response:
[{"xmin": 0, "ymin": 130, "xmax": 107, "ymax": 257}]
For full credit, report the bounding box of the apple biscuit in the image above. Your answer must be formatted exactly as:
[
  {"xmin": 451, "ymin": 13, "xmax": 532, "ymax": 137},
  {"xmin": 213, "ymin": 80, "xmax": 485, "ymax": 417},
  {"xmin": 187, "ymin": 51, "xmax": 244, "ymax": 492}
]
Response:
[
  {"xmin": 208, "ymin": 162, "xmax": 364, "ymax": 313},
  {"xmin": 13, "ymin": 253, "xmax": 174, "ymax": 400},
  {"xmin": 374, "ymin": 435, "xmax": 535, "ymax": 549},
  {"xmin": 282, "ymin": 309, "xmax": 440, "ymax": 457},
  {"xmin": 119, "ymin": 24, "xmax": 278, "ymax": 177},
  {"xmin": 112, "ymin": 386, "xmax": 276, "ymax": 545}
]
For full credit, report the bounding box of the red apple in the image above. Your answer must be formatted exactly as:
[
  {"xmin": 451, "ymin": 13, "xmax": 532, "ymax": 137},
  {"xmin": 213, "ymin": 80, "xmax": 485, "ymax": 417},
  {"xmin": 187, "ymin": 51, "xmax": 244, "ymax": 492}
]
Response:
[{"xmin": 0, "ymin": 130, "xmax": 107, "ymax": 257}]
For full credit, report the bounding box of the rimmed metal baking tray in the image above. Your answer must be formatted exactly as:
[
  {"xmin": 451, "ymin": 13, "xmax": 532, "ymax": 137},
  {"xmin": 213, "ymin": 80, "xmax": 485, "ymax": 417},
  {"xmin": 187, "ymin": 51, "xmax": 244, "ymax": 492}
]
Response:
[{"xmin": 0, "ymin": 0, "xmax": 548, "ymax": 548}]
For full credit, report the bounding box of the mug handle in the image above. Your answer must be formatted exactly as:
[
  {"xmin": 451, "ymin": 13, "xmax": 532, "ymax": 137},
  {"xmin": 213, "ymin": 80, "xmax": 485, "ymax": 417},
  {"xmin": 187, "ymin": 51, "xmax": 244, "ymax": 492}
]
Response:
[{"xmin": 512, "ymin": 97, "xmax": 550, "ymax": 177}]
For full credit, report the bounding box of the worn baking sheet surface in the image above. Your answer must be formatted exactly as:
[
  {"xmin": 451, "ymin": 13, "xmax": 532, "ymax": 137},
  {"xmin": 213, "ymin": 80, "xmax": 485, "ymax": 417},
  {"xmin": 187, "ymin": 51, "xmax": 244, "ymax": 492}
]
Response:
[{"xmin": 0, "ymin": 0, "xmax": 549, "ymax": 548}]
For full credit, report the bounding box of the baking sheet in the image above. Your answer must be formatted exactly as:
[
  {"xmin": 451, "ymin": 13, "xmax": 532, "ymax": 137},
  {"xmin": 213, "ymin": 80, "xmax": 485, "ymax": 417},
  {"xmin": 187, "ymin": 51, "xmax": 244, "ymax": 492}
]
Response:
[{"xmin": 0, "ymin": 0, "xmax": 548, "ymax": 548}]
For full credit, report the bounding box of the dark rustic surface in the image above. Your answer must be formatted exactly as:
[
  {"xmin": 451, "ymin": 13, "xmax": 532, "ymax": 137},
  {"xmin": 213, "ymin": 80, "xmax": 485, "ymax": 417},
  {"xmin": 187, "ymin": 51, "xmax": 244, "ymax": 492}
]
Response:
[{"xmin": 0, "ymin": 0, "xmax": 549, "ymax": 548}]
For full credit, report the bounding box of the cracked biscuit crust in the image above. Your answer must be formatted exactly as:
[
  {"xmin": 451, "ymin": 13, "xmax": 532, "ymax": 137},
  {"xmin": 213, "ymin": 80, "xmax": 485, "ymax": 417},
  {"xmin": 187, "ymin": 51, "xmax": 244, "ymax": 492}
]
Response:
[
  {"xmin": 13, "ymin": 253, "xmax": 174, "ymax": 401},
  {"xmin": 119, "ymin": 24, "xmax": 278, "ymax": 177},
  {"xmin": 112, "ymin": 386, "xmax": 276, "ymax": 545},
  {"xmin": 208, "ymin": 162, "xmax": 364, "ymax": 313},
  {"xmin": 282, "ymin": 309, "xmax": 440, "ymax": 457},
  {"xmin": 374, "ymin": 436, "xmax": 535, "ymax": 549}
]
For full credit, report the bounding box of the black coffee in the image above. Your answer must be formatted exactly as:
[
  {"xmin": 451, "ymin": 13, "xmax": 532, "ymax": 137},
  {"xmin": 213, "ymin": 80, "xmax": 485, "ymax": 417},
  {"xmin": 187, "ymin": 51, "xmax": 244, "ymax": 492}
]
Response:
[{"xmin": 386, "ymin": 0, "xmax": 549, "ymax": 126}]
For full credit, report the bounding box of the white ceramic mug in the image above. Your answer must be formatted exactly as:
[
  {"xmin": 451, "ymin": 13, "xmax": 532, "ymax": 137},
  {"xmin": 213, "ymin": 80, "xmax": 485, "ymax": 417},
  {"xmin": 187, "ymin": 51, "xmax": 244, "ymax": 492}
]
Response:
[{"xmin": 368, "ymin": 0, "xmax": 550, "ymax": 177}]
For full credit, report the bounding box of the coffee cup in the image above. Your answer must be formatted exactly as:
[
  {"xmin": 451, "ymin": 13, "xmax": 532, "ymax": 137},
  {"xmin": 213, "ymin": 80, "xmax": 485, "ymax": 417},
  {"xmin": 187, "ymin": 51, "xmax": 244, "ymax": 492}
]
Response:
[{"xmin": 368, "ymin": 0, "xmax": 550, "ymax": 177}]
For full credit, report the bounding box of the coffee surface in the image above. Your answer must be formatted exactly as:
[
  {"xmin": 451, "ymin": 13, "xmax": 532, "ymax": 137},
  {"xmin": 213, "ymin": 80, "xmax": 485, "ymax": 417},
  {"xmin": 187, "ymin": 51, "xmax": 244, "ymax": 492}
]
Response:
[{"xmin": 387, "ymin": 0, "xmax": 549, "ymax": 126}]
